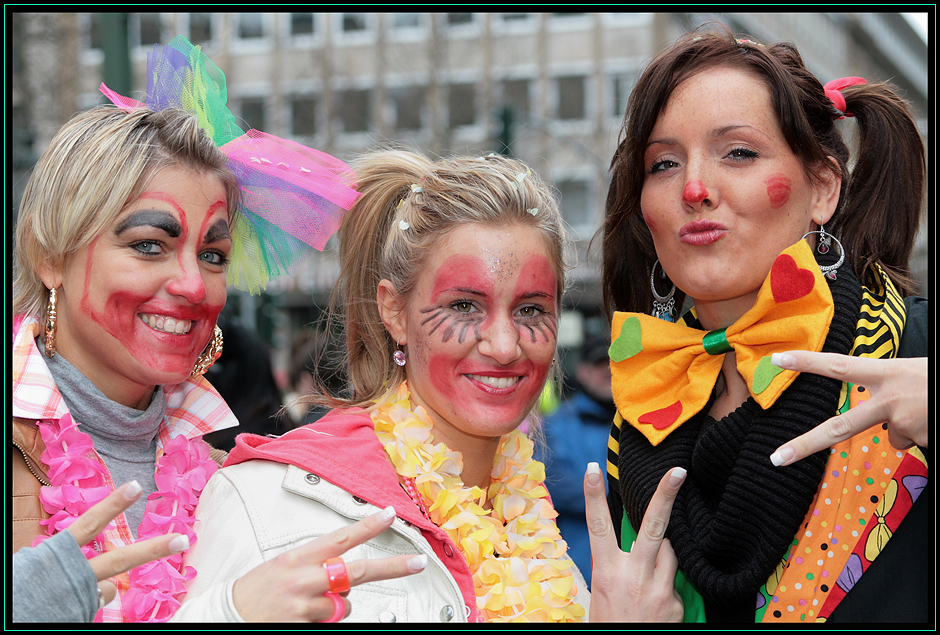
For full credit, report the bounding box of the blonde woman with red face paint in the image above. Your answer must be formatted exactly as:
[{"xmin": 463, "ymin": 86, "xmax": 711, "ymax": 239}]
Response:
[
  {"xmin": 12, "ymin": 37, "xmax": 418, "ymax": 623},
  {"xmin": 176, "ymin": 149, "xmax": 686, "ymax": 623},
  {"xmin": 602, "ymin": 26, "xmax": 928, "ymax": 623}
]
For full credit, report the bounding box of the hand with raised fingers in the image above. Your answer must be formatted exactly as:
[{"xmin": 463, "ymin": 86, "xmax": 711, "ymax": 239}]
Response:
[
  {"xmin": 231, "ymin": 505, "xmax": 427, "ymax": 622},
  {"xmin": 67, "ymin": 481, "xmax": 190, "ymax": 607},
  {"xmin": 769, "ymin": 351, "xmax": 928, "ymax": 467},
  {"xmin": 584, "ymin": 463, "xmax": 685, "ymax": 622}
]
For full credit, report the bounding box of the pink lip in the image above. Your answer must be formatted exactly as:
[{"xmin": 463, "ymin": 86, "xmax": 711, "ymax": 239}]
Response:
[{"xmin": 679, "ymin": 220, "xmax": 727, "ymax": 246}]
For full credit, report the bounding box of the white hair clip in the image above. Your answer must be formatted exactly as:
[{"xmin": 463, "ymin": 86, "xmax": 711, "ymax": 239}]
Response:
[
  {"xmin": 399, "ymin": 219, "xmax": 410, "ymax": 231},
  {"xmin": 410, "ymin": 184, "xmax": 423, "ymax": 193},
  {"xmin": 527, "ymin": 208, "xmax": 539, "ymax": 216}
]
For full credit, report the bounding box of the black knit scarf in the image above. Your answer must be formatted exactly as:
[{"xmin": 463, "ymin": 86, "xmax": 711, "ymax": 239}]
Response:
[{"xmin": 617, "ymin": 251, "xmax": 862, "ymax": 622}]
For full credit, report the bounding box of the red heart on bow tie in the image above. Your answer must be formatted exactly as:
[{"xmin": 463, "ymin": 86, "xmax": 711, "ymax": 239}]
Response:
[
  {"xmin": 638, "ymin": 400, "xmax": 683, "ymax": 430},
  {"xmin": 770, "ymin": 253, "xmax": 816, "ymax": 303}
]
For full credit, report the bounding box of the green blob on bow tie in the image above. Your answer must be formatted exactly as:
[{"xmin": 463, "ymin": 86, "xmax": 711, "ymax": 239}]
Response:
[
  {"xmin": 609, "ymin": 316, "xmax": 643, "ymax": 362},
  {"xmin": 753, "ymin": 356, "xmax": 784, "ymax": 394}
]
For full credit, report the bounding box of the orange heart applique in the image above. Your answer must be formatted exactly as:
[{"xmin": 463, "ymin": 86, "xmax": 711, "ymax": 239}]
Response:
[
  {"xmin": 638, "ymin": 401, "xmax": 683, "ymax": 430},
  {"xmin": 770, "ymin": 253, "xmax": 815, "ymax": 303}
]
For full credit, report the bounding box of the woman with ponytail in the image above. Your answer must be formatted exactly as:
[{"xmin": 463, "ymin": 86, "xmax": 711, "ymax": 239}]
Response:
[
  {"xmin": 176, "ymin": 149, "xmax": 685, "ymax": 623},
  {"xmin": 601, "ymin": 26, "xmax": 928, "ymax": 623}
]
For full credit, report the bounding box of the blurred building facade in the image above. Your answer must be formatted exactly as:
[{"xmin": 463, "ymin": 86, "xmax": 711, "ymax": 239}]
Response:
[{"xmin": 11, "ymin": 11, "xmax": 930, "ymax": 370}]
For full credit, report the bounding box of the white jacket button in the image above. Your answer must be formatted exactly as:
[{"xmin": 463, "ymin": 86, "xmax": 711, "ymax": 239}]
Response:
[
  {"xmin": 440, "ymin": 605, "xmax": 455, "ymax": 621},
  {"xmin": 378, "ymin": 610, "xmax": 397, "ymax": 623},
  {"xmin": 305, "ymin": 474, "xmax": 320, "ymax": 485}
]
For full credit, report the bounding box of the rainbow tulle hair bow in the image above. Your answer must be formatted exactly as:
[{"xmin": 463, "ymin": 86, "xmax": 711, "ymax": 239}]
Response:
[{"xmin": 100, "ymin": 35, "xmax": 360, "ymax": 295}]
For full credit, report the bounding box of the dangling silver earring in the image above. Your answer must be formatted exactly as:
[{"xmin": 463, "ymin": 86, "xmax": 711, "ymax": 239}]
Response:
[
  {"xmin": 393, "ymin": 340, "xmax": 407, "ymax": 366},
  {"xmin": 650, "ymin": 260, "xmax": 677, "ymax": 322},
  {"xmin": 801, "ymin": 223, "xmax": 845, "ymax": 280}
]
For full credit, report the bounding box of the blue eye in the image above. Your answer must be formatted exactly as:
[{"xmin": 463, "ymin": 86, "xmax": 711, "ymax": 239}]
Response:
[
  {"xmin": 200, "ymin": 251, "xmax": 229, "ymax": 266},
  {"xmin": 133, "ymin": 241, "xmax": 162, "ymax": 255}
]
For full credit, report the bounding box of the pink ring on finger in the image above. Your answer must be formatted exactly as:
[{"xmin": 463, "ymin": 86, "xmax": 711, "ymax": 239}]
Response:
[
  {"xmin": 324, "ymin": 556, "xmax": 351, "ymax": 593},
  {"xmin": 323, "ymin": 591, "xmax": 345, "ymax": 623}
]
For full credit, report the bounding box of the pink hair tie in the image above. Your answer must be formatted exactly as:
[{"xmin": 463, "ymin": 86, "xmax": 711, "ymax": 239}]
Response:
[{"xmin": 824, "ymin": 76, "xmax": 866, "ymax": 119}]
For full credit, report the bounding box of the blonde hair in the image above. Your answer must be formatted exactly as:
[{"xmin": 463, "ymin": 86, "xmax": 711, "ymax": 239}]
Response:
[
  {"xmin": 312, "ymin": 149, "xmax": 571, "ymax": 410},
  {"xmin": 13, "ymin": 106, "xmax": 240, "ymax": 318}
]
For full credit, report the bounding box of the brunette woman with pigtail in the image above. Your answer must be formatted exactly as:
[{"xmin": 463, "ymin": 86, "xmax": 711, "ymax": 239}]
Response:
[
  {"xmin": 177, "ymin": 149, "xmax": 686, "ymax": 622},
  {"xmin": 602, "ymin": 26, "xmax": 928, "ymax": 623}
]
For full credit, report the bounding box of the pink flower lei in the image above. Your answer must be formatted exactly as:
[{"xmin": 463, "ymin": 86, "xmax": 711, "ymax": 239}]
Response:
[{"xmin": 32, "ymin": 413, "xmax": 218, "ymax": 622}]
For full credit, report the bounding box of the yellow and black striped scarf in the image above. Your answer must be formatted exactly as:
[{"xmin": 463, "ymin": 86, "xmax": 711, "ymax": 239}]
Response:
[{"xmin": 606, "ymin": 263, "xmax": 917, "ymax": 622}]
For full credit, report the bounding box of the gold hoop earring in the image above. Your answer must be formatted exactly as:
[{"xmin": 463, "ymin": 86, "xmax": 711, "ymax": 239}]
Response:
[
  {"xmin": 191, "ymin": 325, "xmax": 223, "ymax": 376},
  {"xmin": 44, "ymin": 288, "xmax": 58, "ymax": 358}
]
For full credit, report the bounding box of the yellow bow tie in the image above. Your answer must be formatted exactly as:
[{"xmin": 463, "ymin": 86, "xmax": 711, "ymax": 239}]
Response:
[{"xmin": 609, "ymin": 240, "xmax": 834, "ymax": 446}]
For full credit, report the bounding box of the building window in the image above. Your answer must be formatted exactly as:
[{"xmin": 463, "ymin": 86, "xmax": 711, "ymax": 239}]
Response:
[
  {"xmin": 239, "ymin": 13, "xmax": 264, "ymax": 39},
  {"xmin": 389, "ymin": 86, "xmax": 425, "ymax": 131},
  {"xmin": 557, "ymin": 179, "xmax": 591, "ymax": 231},
  {"xmin": 448, "ymin": 83, "xmax": 476, "ymax": 128},
  {"xmin": 557, "ymin": 75, "xmax": 586, "ymax": 120},
  {"xmin": 501, "ymin": 13, "xmax": 532, "ymax": 22},
  {"xmin": 342, "ymin": 13, "xmax": 368, "ymax": 33},
  {"xmin": 291, "ymin": 96, "xmax": 317, "ymax": 136},
  {"xmin": 611, "ymin": 71, "xmax": 637, "ymax": 119},
  {"xmin": 291, "ymin": 13, "xmax": 315, "ymax": 36},
  {"xmin": 501, "ymin": 79, "xmax": 530, "ymax": 117},
  {"xmin": 392, "ymin": 13, "xmax": 420, "ymax": 29},
  {"xmin": 447, "ymin": 13, "xmax": 474, "ymax": 27},
  {"xmin": 339, "ymin": 89, "xmax": 371, "ymax": 132},
  {"xmin": 240, "ymin": 97, "xmax": 266, "ymax": 131},
  {"xmin": 189, "ymin": 13, "xmax": 213, "ymax": 44},
  {"xmin": 138, "ymin": 13, "xmax": 162, "ymax": 47}
]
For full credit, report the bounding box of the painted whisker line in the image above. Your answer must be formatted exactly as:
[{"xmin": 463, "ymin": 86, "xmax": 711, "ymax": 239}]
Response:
[
  {"xmin": 420, "ymin": 308, "xmax": 448, "ymax": 336},
  {"xmin": 442, "ymin": 324, "xmax": 456, "ymax": 342}
]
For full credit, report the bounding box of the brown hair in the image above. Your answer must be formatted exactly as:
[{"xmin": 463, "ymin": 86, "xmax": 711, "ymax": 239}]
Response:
[{"xmin": 602, "ymin": 26, "xmax": 925, "ymax": 316}]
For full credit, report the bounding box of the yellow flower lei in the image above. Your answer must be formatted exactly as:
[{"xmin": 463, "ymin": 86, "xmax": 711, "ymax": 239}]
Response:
[{"xmin": 371, "ymin": 382, "xmax": 586, "ymax": 622}]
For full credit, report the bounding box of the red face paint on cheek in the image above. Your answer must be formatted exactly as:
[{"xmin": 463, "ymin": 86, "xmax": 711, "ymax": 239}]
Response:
[
  {"xmin": 426, "ymin": 353, "xmax": 544, "ymax": 427},
  {"xmin": 765, "ymin": 174, "xmax": 791, "ymax": 208},
  {"xmin": 643, "ymin": 211, "xmax": 658, "ymax": 233},
  {"xmin": 97, "ymin": 292, "xmax": 224, "ymax": 373},
  {"xmin": 78, "ymin": 236, "xmax": 224, "ymax": 375}
]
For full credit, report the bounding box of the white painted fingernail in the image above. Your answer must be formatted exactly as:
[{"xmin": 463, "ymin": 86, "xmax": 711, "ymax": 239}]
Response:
[
  {"xmin": 586, "ymin": 462, "xmax": 602, "ymax": 486},
  {"xmin": 771, "ymin": 352, "xmax": 796, "ymax": 368},
  {"xmin": 378, "ymin": 506, "xmax": 396, "ymax": 522},
  {"xmin": 169, "ymin": 535, "xmax": 189, "ymax": 553},
  {"xmin": 770, "ymin": 446, "xmax": 795, "ymax": 467},
  {"xmin": 407, "ymin": 554, "xmax": 427, "ymax": 572},
  {"xmin": 668, "ymin": 467, "xmax": 687, "ymax": 487},
  {"xmin": 122, "ymin": 480, "xmax": 142, "ymax": 500}
]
